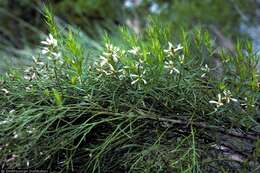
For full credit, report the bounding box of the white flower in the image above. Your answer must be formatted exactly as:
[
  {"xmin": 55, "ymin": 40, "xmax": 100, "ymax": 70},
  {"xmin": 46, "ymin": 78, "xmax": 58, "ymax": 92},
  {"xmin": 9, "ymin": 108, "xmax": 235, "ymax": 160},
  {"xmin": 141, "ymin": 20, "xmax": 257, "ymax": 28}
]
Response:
[
  {"xmin": 27, "ymin": 160, "xmax": 30, "ymax": 167},
  {"xmin": 13, "ymin": 132, "xmax": 18, "ymax": 139},
  {"xmin": 257, "ymin": 81, "xmax": 260, "ymax": 88},
  {"xmin": 27, "ymin": 130, "xmax": 33, "ymax": 134},
  {"xmin": 124, "ymin": 0, "xmax": 142, "ymax": 8},
  {"xmin": 43, "ymin": 51, "xmax": 62, "ymax": 61},
  {"xmin": 33, "ymin": 56, "xmax": 45, "ymax": 66},
  {"xmin": 150, "ymin": 2, "xmax": 161, "ymax": 14},
  {"xmin": 41, "ymin": 47, "xmax": 50, "ymax": 55},
  {"xmin": 97, "ymin": 54, "xmax": 118, "ymax": 76},
  {"xmin": 209, "ymin": 90, "xmax": 238, "ymax": 108},
  {"xmin": 108, "ymin": 63, "xmax": 115, "ymax": 72},
  {"xmin": 99, "ymin": 56, "xmax": 108, "ymax": 67},
  {"xmin": 112, "ymin": 56, "xmax": 119, "ymax": 63},
  {"xmin": 9, "ymin": 110, "xmax": 15, "ymax": 114},
  {"xmin": 41, "ymin": 34, "xmax": 57, "ymax": 47},
  {"xmin": 164, "ymin": 42, "xmax": 174, "ymax": 57},
  {"xmin": 97, "ymin": 63, "xmax": 116, "ymax": 76},
  {"xmin": 179, "ymin": 55, "xmax": 185, "ymax": 64},
  {"xmin": 241, "ymin": 97, "xmax": 255, "ymax": 108},
  {"xmin": 97, "ymin": 43, "xmax": 126, "ymax": 76},
  {"xmin": 103, "ymin": 43, "xmax": 120, "ymax": 63},
  {"xmin": 164, "ymin": 42, "xmax": 183, "ymax": 57},
  {"xmin": 223, "ymin": 90, "xmax": 238, "ymax": 103},
  {"xmin": 50, "ymin": 52, "xmax": 62, "ymax": 60},
  {"xmin": 1, "ymin": 88, "xmax": 9, "ymax": 94},
  {"xmin": 130, "ymin": 70, "xmax": 147, "ymax": 85},
  {"xmin": 231, "ymin": 98, "xmax": 238, "ymax": 102},
  {"xmin": 32, "ymin": 73, "xmax": 36, "ymax": 80},
  {"xmin": 209, "ymin": 94, "xmax": 224, "ymax": 108},
  {"xmin": 118, "ymin": 68, "xmax": 128, "ymax": 80},
  {"xmin": 164, "ymin": 60, "xmax": 180, "ymax": 74},
  {"xmin": 201, "ymin": 64, "xmax": 210, "ymax": 72},
  {"xmin": 40, "ymin": 34, "xmax": 62, "ymax": 61},
  {"xmin": 134, "ymin": 59, "xmax": 145, "ymax": 71},
  {"xmin": 174, "ymin": 44, "xmax": 183, "ymax": 52},
  {"xmin": 24, "ymin": 67, "xmax": 32, "ymax": 73},
  {"xmin": 26, "ymin": 85, "xmax": 32, "ymax": 92},
  {"xmin": 24, "ymin": 75, "xmax": 31, "ymax": 80},
  {"xmin": 0, "ymin": 120, "xmax": 9, "ymax": 125},
  {"xmin": 128, "ymin": 47, "xmax": 140, "ymax": 55},
  {"xmin": 201, "ymin": 64, "xmax": 210, "ymax": 78},
  {"xmin": 24, "ymin": 67, "xmax": 36, "ymax": 80}
]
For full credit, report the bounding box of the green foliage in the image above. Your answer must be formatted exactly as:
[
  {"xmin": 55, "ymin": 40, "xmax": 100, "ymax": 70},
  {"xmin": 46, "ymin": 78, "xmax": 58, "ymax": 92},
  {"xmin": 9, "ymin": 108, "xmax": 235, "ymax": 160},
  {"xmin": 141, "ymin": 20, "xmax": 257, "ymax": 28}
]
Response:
[
  {"xmin": 44, "ymin": 7, "xmax": 58, "ymax": 38},
  {"xmin": 0, "ymin": 15, "xmax": 259, "ymax": 172}
]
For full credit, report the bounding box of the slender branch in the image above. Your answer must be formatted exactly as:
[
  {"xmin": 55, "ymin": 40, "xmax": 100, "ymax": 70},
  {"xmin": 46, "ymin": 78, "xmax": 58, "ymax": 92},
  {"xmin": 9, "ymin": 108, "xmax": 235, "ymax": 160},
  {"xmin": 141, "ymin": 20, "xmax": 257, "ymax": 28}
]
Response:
[{"xmin": 139, "ymin": 114, "xmax": 259, "ymax": 140}]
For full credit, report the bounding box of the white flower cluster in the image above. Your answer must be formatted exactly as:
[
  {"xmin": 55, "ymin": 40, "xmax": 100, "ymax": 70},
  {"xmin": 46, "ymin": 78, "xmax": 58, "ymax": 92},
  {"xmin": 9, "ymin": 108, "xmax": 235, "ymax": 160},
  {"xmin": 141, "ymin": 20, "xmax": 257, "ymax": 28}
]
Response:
[
  {"xmin": 164, "ymin": 42, "xmax": 183, "ymax": 57},
  {"xmin": 164, "ymin": 60, "xmax": 180, "ymax": 74},
  {"xmin": 128, "ymin": 46, "xmax": 140, "ymax": 56},
  {"xmin": 24, "ymin": 67, "xmax": 36, "ymax": 81},
  {"xmin": 21, "ymin": 34, "xmax": 61, "ymax": 86},
  {"xmin": 41, "ymin": 34, "xmax": 61, "ymax": 61},
  {"xmin": 41, "ymin": 34, "xmax": 57, "ymax": 49},
  {"xmin": 163, "ymin": 42, "xmax": 184, "ymax": 75},
  {"xmin": 96, "ymin": 43, "xmax": 148, "ymax": 86},
  {"xmin": 22, "ymin": 56, "xmax": 50, "ymax": 93},
  {"xmin": 97, "ymin": 43, "xmax": 122, "ymax": 76},
  {"xmin": 96, "ymin": 42, "xmax": 185, "ymax": 86},
  {"xmin": 209, "ymin": 90, "xmax": 238, "ymax": 108},
  {"xmin": 101, "ymin": 43, "xmax": 121, "ymax": 63}
]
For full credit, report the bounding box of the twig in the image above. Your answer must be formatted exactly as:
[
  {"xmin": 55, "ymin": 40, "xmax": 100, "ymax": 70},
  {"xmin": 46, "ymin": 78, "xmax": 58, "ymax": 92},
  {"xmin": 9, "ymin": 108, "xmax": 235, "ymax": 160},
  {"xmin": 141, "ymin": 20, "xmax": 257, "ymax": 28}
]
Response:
[{"xmin": 139, "ymin": 114, "xmax": 259, "ymax": 140}]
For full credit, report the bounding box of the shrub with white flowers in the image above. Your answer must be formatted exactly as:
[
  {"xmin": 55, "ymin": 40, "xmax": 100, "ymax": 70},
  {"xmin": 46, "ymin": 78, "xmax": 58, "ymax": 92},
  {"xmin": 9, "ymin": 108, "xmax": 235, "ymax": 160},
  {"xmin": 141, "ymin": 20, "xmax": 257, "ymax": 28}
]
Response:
[{"xmin": 1, "ymin": 17, "xmax": 259, "ymax": 173}]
